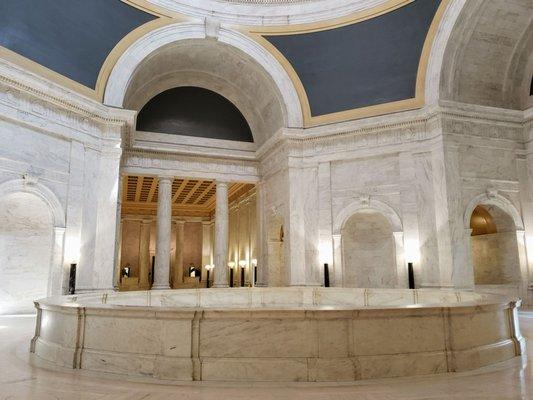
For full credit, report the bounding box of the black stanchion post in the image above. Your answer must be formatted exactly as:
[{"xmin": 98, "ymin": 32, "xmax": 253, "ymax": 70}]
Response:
[
  {"xmin": 69, "ymin": 263, "xmax": 77, "ymax": 295},
  {"xmin": 408, "ymin": 262, "xmax": 415, "ymax": 289},
  {"xmin": 324, "ymin": 263, "xmax": 330, "ymax": 287}
]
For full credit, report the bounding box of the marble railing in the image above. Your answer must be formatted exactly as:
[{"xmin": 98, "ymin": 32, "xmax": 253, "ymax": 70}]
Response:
[{"xmin": 30, "ymin": 288, "xmax": 525, "ymax": 383}]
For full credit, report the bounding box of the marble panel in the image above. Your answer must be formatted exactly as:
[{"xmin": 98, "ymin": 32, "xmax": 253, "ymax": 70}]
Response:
[
  {"xmin": 317, "ymin": 318, "xmax": 350, "ymax": 357},
  {"xmin": 199, "ymin": 288, "xmax": 252, "ymax": 308},
  {"xmin": 38, "ymin": 309, "xmax": 78, "ymax": 348},
  {"xmin": 153, "ymin": 356, "xmax": 193, "ymax": 381},
  {"xmin": 199, "ymin": 317, "xmax": 318, "ymax": 357},
  {"xmin": 357, "ymin": 351, "xmax": 448, "ymax": 380},
  {"xmin": 366, "ymin": 289, "xmax": 415, "ymax": 306},
  {"xmin": 314, "ymin": 358, "xmax": 357, "ymax": 382},
  {"xmin": 33, "ymin": 338, "xmax": 76, "ymax": 368},
  {"xmin": 451, "ymin": 339, "xmax": 517, "ymax": 372},
  {"xmin": 201, "ymin": 357, "xmax": 308, "ymax": 382},
  {"xmin": 352, "ymin": 312, "xmax": 445, "ymax": 355},
  {"xmin": 84, "ymin": 315, "xmax": 163, "ymax": 354},
  {"xmin": 417, "ymin": 289, "xmax": 461, "ymax": 305},
  {"xmin": 81, "ymin": 349, "xmax": 155, "ymax": 376},
  {"xmin": 447, "ymin": 307, "xmax": 511, "ymax": 350}
]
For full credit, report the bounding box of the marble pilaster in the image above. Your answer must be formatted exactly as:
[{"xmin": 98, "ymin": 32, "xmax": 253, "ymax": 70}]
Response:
[
  {"xmin": 173, "ymin": 221, "xmax": 185, "ymax": 288},
  {"xmin": 255, "ymin": 181, "xmax": 268, "ymax": 287},
  {"xmin": 213, "ymin": 181, "xmax": 229, "ymax": 288},
  {"xmin": 47, "ymin": 227, "xmax": 66, "ymax": 296},
  {"xmin": 153, "ymin": 177, "xmax": 172, "ymax": 290},
  {"xmin": 318, "ymin": 162, "xmax": 334, "ymax": 285}
]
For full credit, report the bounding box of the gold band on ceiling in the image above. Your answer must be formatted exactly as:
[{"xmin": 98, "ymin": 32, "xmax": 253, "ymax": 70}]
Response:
[{"xmin": 0, "ymin": 0, "xmax": 450, "ymax": 127}]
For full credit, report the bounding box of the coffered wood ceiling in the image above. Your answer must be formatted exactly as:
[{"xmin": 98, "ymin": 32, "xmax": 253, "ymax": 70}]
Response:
[{"xmin": 121, "ymin": 176, "xmax": 255, "ymax": 217}]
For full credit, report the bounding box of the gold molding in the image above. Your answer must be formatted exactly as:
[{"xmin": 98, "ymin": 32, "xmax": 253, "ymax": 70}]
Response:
[{"xmin": 239, "ymin": 0, "xmax": 450, "ymax": 127}]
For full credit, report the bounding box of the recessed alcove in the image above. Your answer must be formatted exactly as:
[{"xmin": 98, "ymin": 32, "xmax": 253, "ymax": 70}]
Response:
[{"xmin": 136, "ymin": 86, "xmax": 253, "ymax": 142}]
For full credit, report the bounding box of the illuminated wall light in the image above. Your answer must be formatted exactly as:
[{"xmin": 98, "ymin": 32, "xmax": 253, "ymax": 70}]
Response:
[
  {"xmin": 318, "ymin": 240, "xmax": 333, "ymax": 266},
  {"xmin": 404, "ymin": 238, "xmax": 420, "ymax": 264},
  {"xmin": 525, "ymin": 236, "xmax": 533, "ymax": 261}
]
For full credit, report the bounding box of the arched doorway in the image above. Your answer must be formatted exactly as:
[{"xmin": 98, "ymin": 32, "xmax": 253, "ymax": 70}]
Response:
[
  {"xmin": 0, "ymin": 192, "xmax": 54, "ymax": 314},
  {"xmin": 341, "ymin": 210, "xmax": 397, "ymax": 288},
  {"xmin": 470, "ymin": 204, "xmax": 521, "ymax": 295}
]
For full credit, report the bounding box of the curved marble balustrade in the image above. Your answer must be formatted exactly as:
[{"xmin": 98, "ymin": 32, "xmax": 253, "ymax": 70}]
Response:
[{"xmin": 30, "ymin": 287, "xmax": 525, "ymax": 383}]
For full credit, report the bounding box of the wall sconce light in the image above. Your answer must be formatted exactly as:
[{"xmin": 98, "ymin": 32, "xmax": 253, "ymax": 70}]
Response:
[
  {"xmin": 205, "ymin": 264, "xmax": 214, "ymax": 288},
  {"xmin": 239, "ymin": 260, "xmax": 247, "ymax": 287},
  {"xmin": 228, "ymin": 261, "xmax": 236, "ymax": 287}
]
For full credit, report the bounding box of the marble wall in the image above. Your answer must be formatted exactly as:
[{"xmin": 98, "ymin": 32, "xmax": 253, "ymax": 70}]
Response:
[
  {"xmin": 0, "ymin": 59, "xmax": 133, "ymax": 310},
  {"xmin": 1, "ymin": 32, "xmax": 533, "ymax": 308}
]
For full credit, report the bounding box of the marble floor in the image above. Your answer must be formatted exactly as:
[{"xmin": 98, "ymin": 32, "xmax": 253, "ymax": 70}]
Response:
[{"xmin": 0, "ymin": 312, "xmax": 532, "ymax": 400}]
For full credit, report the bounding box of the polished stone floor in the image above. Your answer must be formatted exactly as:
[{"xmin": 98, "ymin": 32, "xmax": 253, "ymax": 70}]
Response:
[{"xmin": 0, "ymin": 311, "xmax": 532, "ymax": 400}]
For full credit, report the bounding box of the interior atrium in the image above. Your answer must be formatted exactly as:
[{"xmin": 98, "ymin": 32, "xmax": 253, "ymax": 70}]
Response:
[{"xmin": 0, "ymin": 0, "xmax": 532, "ymax": 399}]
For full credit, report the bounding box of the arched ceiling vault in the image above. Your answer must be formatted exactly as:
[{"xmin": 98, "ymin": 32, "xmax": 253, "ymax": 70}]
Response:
[
  {"xmin": 124, "ymin": 39, "xmax": 286, "ymax": 145},
  {"xmin": 439, "ymin": 0, "xmax": 533, "ymax": 110}
]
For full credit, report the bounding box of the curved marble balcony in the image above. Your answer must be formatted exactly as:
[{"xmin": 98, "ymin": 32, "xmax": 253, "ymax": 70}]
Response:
[{"xmin": 30, "ymin": 288, "xmax": 525, "ymax": 383}]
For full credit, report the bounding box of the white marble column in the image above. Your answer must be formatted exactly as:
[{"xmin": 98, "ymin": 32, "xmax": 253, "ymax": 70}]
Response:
[
  {"xmin": 213, "ymin": 181, "xmax": 229, "ymax": 288},
  {"xmin": 153, "ymin": 177, "xmax": 172, "ymax": 290},
  {"xmin": 139, "ymin": 220, "xmax": 151, "ymax": 289},
  {"xmin": 516, "ymin": 230, "xmax": 529, "ymax": 302},
  {"xmin": 173, "ymin": 220, "xmax": 185, "ymax": 288}
]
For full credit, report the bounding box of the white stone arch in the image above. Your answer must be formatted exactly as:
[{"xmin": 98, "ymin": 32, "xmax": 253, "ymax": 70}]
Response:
[
  {"xmin": 333, "ymin": 198, "xmax": 402, "ymax": 235},
  {"xmin": 332, "ymin": 198, "xmax": 406, "ymax": 288},
  {"xmin": 463, "ymin": 192, "xmax": 523, "ymax": 231},
  {"xmin": 0, "ymin": 178, "xmax": 66, "ymax": 298},
  {"xmin": 103, "ymin": 22, "xmax": 303, "ymax": 128},
  {"xmin": 424, "ymin": 0, "xmax": 468, "ymax": 106}
]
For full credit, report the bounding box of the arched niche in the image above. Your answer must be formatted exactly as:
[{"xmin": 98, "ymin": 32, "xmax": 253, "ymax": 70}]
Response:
[
  {"xmin": 0, "ymin": 179, "xmax": 66, "ymax": 313},
  {"xmin": 332, "ymin": 199, "xmax": 406, "ymax": 288},
  {"xmin": 136, "ymin": 86, "xmax": 253, "ymax": 142},
  {"xmin": 464, "ymin": 192, "xmax": 526, "ymax": 299},
  {"xmin": 341, "ymin": 210, "xmax": 397, "ymax": 288}
]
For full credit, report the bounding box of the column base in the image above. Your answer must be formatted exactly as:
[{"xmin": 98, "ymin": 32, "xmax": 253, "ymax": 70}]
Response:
[
  {"xmin": 151, "ymin": 284, "xmax": 171, "ymax": 290},
  {"xmin": 212, "ymin": 283, "xmax": 229, "ymax": 288}
]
